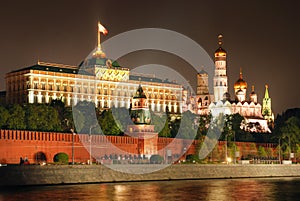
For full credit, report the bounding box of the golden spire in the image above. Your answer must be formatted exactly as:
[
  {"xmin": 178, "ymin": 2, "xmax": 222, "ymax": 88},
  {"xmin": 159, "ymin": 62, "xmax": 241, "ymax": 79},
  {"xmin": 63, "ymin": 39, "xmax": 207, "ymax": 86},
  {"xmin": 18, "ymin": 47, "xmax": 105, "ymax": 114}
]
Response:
[
  {"xmin": 218, "ymin": 34, "xmax": 223, "ymax": 46},
  {"xmin": 252, "ymin": 85, "xmax": 255, "ymax": 92},
  {"xmin": 239, "ymin": 67, "xmax": 243, "ymax": 79}
]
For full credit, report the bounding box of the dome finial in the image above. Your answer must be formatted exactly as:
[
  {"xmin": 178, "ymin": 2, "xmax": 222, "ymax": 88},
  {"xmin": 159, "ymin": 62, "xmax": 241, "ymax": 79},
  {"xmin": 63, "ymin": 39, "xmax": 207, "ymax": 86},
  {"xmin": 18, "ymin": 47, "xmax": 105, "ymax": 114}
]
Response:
[
  {"xmin": 239, "ymin": 67, "xmax": 243, "ymax": 79},
  {"xmin": 252, "ymin": 85, "xmax": 255, "ymax": 92},
  {"xmin": 218, "ymin": 34, "xmax": 223, "ymax": 46}
]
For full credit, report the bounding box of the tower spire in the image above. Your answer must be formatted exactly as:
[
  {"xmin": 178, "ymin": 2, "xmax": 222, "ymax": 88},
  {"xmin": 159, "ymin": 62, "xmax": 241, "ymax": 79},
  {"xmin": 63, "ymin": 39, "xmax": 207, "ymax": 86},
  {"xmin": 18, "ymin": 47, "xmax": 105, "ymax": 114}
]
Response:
[
  {"xmin": 264, "ymin": 84, "xmax": 269, "ymax": 99},
  {"xmin": 262, "ymin": 84, "xmax": 274, "ymax": 125},
  {"xmin": 239, "ymin": 68, "xmax": 243, "ymax": 79},
  {"xmin": 218, "ymin": 34, "xmax": 223, "ymax": 46}
]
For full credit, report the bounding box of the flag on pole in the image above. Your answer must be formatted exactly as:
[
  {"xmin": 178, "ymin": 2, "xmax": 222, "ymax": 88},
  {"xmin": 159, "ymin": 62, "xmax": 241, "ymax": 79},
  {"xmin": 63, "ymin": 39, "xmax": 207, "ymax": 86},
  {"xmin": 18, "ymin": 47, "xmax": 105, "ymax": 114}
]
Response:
[{"xmin": 98, "ymin": 22, "xmax": 108, "ymax": 35}]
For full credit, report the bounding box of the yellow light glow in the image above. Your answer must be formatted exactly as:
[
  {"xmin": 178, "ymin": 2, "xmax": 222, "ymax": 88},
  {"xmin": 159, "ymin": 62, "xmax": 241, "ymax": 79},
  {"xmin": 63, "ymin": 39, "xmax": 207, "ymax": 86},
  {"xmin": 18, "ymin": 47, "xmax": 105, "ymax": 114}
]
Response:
[{"xmin": 226, "ymin": 157, "xmax": 232, "ymax": 163}]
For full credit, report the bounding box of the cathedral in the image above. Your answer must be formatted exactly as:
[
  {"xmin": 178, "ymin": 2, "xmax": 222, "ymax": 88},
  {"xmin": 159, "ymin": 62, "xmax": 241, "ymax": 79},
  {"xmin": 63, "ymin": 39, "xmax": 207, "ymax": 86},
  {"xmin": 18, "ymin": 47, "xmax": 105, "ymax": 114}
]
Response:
[{"xmin": 184, "ymin": 34, "xmax": 274, "ymax": 132}]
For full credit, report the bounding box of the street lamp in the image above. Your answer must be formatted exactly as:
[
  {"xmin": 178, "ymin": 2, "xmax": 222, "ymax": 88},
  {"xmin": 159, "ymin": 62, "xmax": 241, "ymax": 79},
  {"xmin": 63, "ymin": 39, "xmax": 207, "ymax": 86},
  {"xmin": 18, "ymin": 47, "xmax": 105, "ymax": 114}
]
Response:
[
  {"xmin": 88, "ymin": 123, "xmax": 98, "ymax": 165},
  {"xmin": 89, "ymin": 126, "xmax": 92, "ymax": 165},
  {"xmin": 70, "ymin": 129, "xmax": 76, "ymax": 165},
  {"xmin": 233, "ymin": 130, "xmax": 236, "ymax": 165},
  {"xmin": 278, "ymin": 138, "xmax": 281, "ymax": 164}
]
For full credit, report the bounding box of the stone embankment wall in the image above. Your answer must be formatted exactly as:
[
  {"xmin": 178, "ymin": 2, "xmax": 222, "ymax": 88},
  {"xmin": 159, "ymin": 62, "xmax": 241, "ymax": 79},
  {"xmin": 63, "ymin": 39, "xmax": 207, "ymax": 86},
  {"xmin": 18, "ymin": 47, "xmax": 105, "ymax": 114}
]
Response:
[{"xmin": 1, "ymin": 164, "xmax": 300, "ymax": 186}]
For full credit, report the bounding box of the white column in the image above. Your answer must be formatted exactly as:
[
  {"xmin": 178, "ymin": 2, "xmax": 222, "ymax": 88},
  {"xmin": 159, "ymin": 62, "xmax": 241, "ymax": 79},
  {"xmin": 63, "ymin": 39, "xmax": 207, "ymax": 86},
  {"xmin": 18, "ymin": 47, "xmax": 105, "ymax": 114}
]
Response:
[{"xmin": 28, "ymin": 91, "xmax": 34, "ymax": 103}]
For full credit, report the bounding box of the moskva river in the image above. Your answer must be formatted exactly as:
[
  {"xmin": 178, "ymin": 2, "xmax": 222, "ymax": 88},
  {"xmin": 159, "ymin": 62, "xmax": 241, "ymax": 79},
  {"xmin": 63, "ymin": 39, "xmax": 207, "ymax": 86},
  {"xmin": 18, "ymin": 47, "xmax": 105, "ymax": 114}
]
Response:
[{"xmin": 1, "ymin": 178, "xmax": 300, "ymax": 201}]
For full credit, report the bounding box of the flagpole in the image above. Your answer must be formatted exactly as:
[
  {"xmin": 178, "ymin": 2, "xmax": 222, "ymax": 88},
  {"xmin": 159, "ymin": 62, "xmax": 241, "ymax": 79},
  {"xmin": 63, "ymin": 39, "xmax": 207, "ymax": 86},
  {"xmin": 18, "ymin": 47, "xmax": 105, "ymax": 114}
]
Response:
[{"xmin": 97, "ymin": 21, "xmax": 101, "ymax": 51}]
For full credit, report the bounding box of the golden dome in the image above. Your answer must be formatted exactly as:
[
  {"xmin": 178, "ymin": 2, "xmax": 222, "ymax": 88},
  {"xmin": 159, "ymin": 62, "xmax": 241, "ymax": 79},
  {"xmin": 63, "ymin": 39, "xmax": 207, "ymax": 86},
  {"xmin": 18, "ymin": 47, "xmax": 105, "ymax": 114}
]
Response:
[
  {"xmin": 234, "ymin": 69, "xmax": 247, "ymax": 90},
  {"xmin": 214, "ymin": 34, "xmax": 227, "ymax": 56}
]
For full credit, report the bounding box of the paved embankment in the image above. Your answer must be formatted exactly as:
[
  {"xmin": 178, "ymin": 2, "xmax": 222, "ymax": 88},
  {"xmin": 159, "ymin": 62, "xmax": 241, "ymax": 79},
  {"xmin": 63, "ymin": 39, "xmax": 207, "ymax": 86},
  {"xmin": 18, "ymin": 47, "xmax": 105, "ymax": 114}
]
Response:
[{"xmin": 1, "ymin": 164, "xmax": 300, "ymax": 186}]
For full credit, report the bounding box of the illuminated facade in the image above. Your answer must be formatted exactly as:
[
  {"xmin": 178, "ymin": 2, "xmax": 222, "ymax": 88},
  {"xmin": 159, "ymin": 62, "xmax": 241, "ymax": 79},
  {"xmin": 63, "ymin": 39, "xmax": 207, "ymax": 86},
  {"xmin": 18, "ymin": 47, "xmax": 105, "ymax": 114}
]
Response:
[
  {"xmin": 208, "ymin": 35, "xmax": 273, "ymax": 132},
  {"xmin": 5, "ymin": 22, "xmax": 183, "ymax": 113},
  {"xmin": 4, "ymin": 23, "xmax": 274, "ymax": 132}
]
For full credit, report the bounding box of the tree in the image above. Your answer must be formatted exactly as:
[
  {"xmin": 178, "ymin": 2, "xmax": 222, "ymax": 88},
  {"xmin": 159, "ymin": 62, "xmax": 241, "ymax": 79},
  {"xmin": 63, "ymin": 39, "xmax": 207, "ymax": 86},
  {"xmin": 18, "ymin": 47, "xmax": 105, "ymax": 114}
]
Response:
[
  {"xmin": 197, "ymin": 114, "xmax": 211, "ymax": 138},
  {"xmin": 150, "ymin": 111, "xmax": 168, "ymax": 135},
  {"xmin": 73, "ymin": 101, "xmax": 99, "ymax": 134},
  {"xmin": 279, "ymin": 117, "xmax": 300, "ymax": 157},
  {"xmin": 7, "ymin": 104, "xmax": 26, "ymax": 130},
  {"xmin": 53, "ymin": 152, "xmax": 69, "ymax": 164},
  {"xmin": 176, "ymin": 110, "xmax": 198, "ymax": 139},
  {"xmin": 25, "ymin": 104, "xmax": 61, "ymax": 131},
  {"xmin": 0, "ymin": 106, "xmax": 9, "ymax": 129},
  {"xmin": 98, "ymin": 109, "xmax": 122, "ymax": 135},
  {"xmin": 258, "ymin": 146, "xmax": 267, "ymax": 157}
]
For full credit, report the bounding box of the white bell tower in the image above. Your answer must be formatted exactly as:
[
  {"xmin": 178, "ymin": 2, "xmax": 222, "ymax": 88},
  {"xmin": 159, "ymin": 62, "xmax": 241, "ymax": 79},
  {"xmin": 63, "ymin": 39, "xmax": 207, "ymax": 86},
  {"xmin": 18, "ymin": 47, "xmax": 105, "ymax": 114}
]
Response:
[{"xmin": 213, "ymin": 34, "xmax": 228, "ymax": 102}]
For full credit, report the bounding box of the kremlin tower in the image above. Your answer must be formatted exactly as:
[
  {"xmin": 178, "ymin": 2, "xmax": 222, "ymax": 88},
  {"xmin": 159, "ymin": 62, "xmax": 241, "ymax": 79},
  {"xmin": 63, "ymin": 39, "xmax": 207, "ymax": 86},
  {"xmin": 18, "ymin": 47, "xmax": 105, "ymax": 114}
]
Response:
[
  {"xmin": 213, "ymin": 34, "xmax": 228, "ymax": 102},
  {"xmin": 125, "ymin": 85, "xmax": 158, "ymax": 157}
]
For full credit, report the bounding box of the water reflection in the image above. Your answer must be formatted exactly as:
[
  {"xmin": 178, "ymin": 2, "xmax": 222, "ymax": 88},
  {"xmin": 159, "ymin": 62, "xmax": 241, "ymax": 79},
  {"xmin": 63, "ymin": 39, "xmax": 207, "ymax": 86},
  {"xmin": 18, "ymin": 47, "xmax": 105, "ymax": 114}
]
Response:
[{"xmin": 1, "ymin": 178, "xmax": 300, "ymax": 201}]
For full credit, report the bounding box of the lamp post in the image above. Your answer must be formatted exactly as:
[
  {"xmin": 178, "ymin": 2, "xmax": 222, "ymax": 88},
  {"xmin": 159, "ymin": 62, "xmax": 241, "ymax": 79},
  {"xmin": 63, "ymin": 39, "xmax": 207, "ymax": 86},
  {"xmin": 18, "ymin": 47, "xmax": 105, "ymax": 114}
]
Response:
[
  {"xmin": 70, "ymin": 129, "xmax": 76, "ymax": 165},
  {"xmin": 233, "ymin": 131, "xmax": 236, "ymax": 165},
  {"xmin": 88, "ymin": 123, "xmax": 98, "ymax": 165},
  {"xmin": 278, "ymin": 138, "xmax": 281, "ymax": 164},
  {"xmin": 89, "ymin": 126, "xmax": 92, "ymax": 165},
  {"xmin": 225, "ymin": 136, "xmax": 228, "ymax": 164},
  {"xmin": 288, "ymin": 135, "xmax": 291, "ymax": 161}
]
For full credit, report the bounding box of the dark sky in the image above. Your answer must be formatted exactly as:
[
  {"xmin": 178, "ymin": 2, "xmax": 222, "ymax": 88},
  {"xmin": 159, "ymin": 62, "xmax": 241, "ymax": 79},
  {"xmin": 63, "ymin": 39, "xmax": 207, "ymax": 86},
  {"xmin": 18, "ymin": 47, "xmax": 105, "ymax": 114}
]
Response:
[{"xmin": 0, "ymin": 0, "xmax": 299, "ymax": 115}]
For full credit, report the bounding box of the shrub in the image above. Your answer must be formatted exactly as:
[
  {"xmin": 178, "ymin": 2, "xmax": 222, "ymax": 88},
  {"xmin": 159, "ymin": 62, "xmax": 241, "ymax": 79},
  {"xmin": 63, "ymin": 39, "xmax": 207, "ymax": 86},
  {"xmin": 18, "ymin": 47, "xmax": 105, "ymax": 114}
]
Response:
[
  {"xmin": 53, "ymin": 152, "xmax": 69, "ymax": 164},
  {"xmin": 150, "ymin": 155, "xmax": 164, "ymax": 164},
  {"xmin": 186, "ymin": 154, "xmax": 200, "ymax": 163}
]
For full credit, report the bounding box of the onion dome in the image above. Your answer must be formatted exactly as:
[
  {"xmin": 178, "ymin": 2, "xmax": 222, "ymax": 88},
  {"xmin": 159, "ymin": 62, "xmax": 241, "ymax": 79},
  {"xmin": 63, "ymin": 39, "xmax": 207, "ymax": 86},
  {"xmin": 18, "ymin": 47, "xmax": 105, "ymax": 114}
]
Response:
[
  {"xmin": 215, "ymin": 34, "xmax": 227, "ymax": 57},
  {"xmin": 223, "ymin": 92, "xmax": 231, "ymax": 101},
  {"xmin": 250, "ymin": 85, "xmax": 256, "ymax": 95},
  {"xmin": 234, "ymin": 68, "xmax": 247, "ymax": 90},
  {"xmin": 250, "ymin": 85, "xmax": 258, "ymax": 103}
]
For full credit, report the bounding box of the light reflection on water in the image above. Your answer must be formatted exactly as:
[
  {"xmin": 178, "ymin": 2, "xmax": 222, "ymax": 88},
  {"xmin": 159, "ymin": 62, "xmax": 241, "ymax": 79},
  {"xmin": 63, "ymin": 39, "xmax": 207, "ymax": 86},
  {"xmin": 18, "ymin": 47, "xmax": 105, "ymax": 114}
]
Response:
[{"xmin": 1, "ymin": 178, "xmax": 300, "ymax": 201}]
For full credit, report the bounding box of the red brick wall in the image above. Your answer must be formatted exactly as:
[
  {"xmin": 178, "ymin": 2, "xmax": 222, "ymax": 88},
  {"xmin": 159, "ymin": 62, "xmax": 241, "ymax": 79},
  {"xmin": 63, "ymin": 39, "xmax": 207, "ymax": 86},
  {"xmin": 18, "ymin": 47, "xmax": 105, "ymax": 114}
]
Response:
[{"xmin": 0, "ymin": 130, "xmax": 277, "ymax": 164}]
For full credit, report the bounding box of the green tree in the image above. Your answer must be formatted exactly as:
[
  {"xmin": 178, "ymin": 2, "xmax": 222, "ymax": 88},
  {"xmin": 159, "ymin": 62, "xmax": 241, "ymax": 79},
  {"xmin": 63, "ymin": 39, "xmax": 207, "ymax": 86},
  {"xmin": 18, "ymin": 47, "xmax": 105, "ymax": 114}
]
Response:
[
  {"xmin": 280, "ymin": 117, "xmax": 300, "ymax": 156},
  {"xmin": 0, "ymin": 106, "xmax": 9, "ymax": 129},
  {"xmin": 176, "ymin": 110, "xmax": 198, "ymax": 139},
  {"xmin": 258, "ymin": 146, "xmax": 267, "ymax": 157},
  {"xmin": 73, "ymin": 101, "xmax": 99, "ymax": 134},
  {"xmin": 7, "ymin": 104, "xmax": 26, "ymax": 129},
  {"xmin": 158, "ymin": 118, "xmax": 171, "ymax": 137},
  {"xmin": 197, "ymin": 114, "xmax": 211, "ymax": 138},
  {"xmin": 25, "ymin": 104, "xmax": 61, "ymax": 131},
  {"xmin": 150, "ymin": 111, "xmax": 168, "ymax": 134},
  {"xmin": 53, "ymin": 152, "xmax": 69, "ymax": 164},
  {"xmin": 98, "ymin": 109, "xmax": 122, "ymax": 135}
]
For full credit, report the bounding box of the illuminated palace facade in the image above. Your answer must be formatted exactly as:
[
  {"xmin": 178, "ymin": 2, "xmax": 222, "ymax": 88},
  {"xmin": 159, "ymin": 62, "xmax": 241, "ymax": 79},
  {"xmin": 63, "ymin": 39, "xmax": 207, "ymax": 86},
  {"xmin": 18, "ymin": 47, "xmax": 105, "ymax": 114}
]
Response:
[
  {"xmin": 5, "ymin": 60, "xmax": 182, "ymax": 113},
  {"xmin": 5, "ymin": 23, "xmax": 183, "ymax": 113}
]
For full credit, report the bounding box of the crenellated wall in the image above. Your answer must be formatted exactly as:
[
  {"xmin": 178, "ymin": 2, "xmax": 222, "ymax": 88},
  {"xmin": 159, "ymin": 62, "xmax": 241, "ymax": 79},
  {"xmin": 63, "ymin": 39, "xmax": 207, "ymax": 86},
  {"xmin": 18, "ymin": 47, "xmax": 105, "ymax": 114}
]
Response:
[{"xmin": 0, "ymin": 130, "xmax": 276, "ymax": 164}]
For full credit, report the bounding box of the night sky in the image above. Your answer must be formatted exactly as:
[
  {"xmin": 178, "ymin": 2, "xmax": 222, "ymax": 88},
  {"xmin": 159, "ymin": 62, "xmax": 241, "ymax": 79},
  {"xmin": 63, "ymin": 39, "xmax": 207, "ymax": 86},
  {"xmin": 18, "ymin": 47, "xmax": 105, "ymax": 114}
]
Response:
[{"xmin": 0, "ymin": 0, "xmax": 299, "ymax": 115}]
